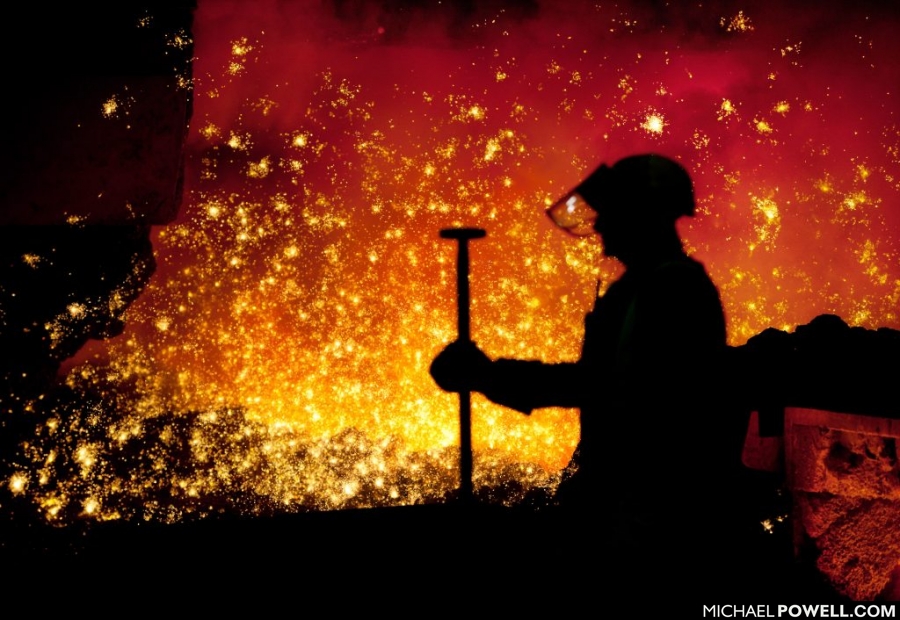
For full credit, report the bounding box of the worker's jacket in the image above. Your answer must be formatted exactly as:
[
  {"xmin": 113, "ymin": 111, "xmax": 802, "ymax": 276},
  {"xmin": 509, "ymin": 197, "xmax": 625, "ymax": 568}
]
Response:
[{"xmin": 479, "ymin": 254, "xmax": 750, "ymax": 552}]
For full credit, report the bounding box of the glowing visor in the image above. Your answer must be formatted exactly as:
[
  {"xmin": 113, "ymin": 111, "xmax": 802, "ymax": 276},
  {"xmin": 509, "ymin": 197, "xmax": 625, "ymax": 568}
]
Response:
[{"xmin": 546, "ymin": 189, "xmax": 598, "ymax": 237}]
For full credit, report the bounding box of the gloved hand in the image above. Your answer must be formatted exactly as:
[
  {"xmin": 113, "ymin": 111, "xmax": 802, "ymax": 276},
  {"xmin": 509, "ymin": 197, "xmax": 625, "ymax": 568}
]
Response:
[{"xmin": 429, "ymin": 339, "xmax": 492, "ymax": 393}]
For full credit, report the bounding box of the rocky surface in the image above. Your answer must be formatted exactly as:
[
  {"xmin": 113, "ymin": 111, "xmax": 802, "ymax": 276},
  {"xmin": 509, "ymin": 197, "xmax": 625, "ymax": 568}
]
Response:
[
  {"xmin": 732, "ymin": 317, "xmax": 900, "ymax": 600},
  {"xmin": 789, "ymin": 419, "xmax": 900, "ymax": 600}
]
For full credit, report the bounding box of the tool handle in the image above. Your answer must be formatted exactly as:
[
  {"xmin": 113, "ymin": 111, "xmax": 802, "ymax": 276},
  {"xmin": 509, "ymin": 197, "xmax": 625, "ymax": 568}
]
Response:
[
  {"xmin": 440, "ymin": 228, "xmax": 485, "ymax": 342},
  {"xmin": 439, "ymin": 227, "xmax": 485, "ymax": 505}
]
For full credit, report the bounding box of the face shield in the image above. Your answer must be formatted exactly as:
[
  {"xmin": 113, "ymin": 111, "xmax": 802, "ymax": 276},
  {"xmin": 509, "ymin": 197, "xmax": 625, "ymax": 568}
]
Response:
[
  {"xmin": 545, "ymin": 189, "xmax": 598, "ymax": 237},
  {"xmin": 546, "ymin": 163, "xmax": 613, "ymax": 237}
]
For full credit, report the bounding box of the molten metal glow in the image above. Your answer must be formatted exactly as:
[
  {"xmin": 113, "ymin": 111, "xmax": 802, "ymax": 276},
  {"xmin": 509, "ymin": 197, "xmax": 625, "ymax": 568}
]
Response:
[{"xmin": 17, "ymin": 1, "xmax": 900, "ymax": 524}]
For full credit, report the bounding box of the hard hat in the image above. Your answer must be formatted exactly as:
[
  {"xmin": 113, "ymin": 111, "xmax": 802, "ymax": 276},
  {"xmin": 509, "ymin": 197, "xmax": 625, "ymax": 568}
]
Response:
[{"xmin": 546, "ymin": 154, "xmax": 695, "ymax": 237}]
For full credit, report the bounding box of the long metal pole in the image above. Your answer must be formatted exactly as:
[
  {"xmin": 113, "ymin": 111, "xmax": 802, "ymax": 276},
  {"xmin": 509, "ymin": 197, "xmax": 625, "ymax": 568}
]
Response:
[{"xmin": 439, "ymin": 227, "xmax": 486, "ymax": 505}]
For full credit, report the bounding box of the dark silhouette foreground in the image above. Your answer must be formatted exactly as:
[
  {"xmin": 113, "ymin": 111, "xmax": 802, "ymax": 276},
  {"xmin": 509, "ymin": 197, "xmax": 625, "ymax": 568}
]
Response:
[{"xmin": 432, "ymin": 154, "xmax": 768, "ymax": 595}]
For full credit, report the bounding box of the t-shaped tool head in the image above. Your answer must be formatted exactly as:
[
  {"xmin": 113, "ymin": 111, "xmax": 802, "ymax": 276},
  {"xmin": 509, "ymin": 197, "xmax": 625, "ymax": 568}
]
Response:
[{"xmin": 440, "ymin": 228, "xmax": 487, "ymax": 241}]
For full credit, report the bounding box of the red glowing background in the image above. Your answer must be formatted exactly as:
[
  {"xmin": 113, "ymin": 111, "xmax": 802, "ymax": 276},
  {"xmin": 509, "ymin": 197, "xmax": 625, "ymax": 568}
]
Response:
[{"xmin": 56, "ymin": 0, "xmax": 899, "ymax": 511}]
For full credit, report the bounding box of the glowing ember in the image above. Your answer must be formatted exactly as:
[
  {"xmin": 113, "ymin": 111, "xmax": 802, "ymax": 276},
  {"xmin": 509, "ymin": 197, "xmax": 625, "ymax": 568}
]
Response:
[
  {"xmin": 102, "ymin": 97, "xmax": 119, "ymax": 118},
  {"xmin": 721, "ymin": 11, "xmax": 755, "ymax": 33},
  {"xmin": 8, "ymin": 473, "xmax": 27, "ymax": 495},
  {"xmin": 641, "ymin": 112, "xmax": 666, "ymax": 135},
  {"xmin": 13, "ymin": 1, "xmax": 900, "ymax": 525}
]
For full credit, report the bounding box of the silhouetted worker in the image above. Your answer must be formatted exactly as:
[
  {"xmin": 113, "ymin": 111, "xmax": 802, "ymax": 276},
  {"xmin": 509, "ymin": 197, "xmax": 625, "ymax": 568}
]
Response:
[{"xmin": 431, "ymin": 153, "xmax": 752, "ymax": 593}]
